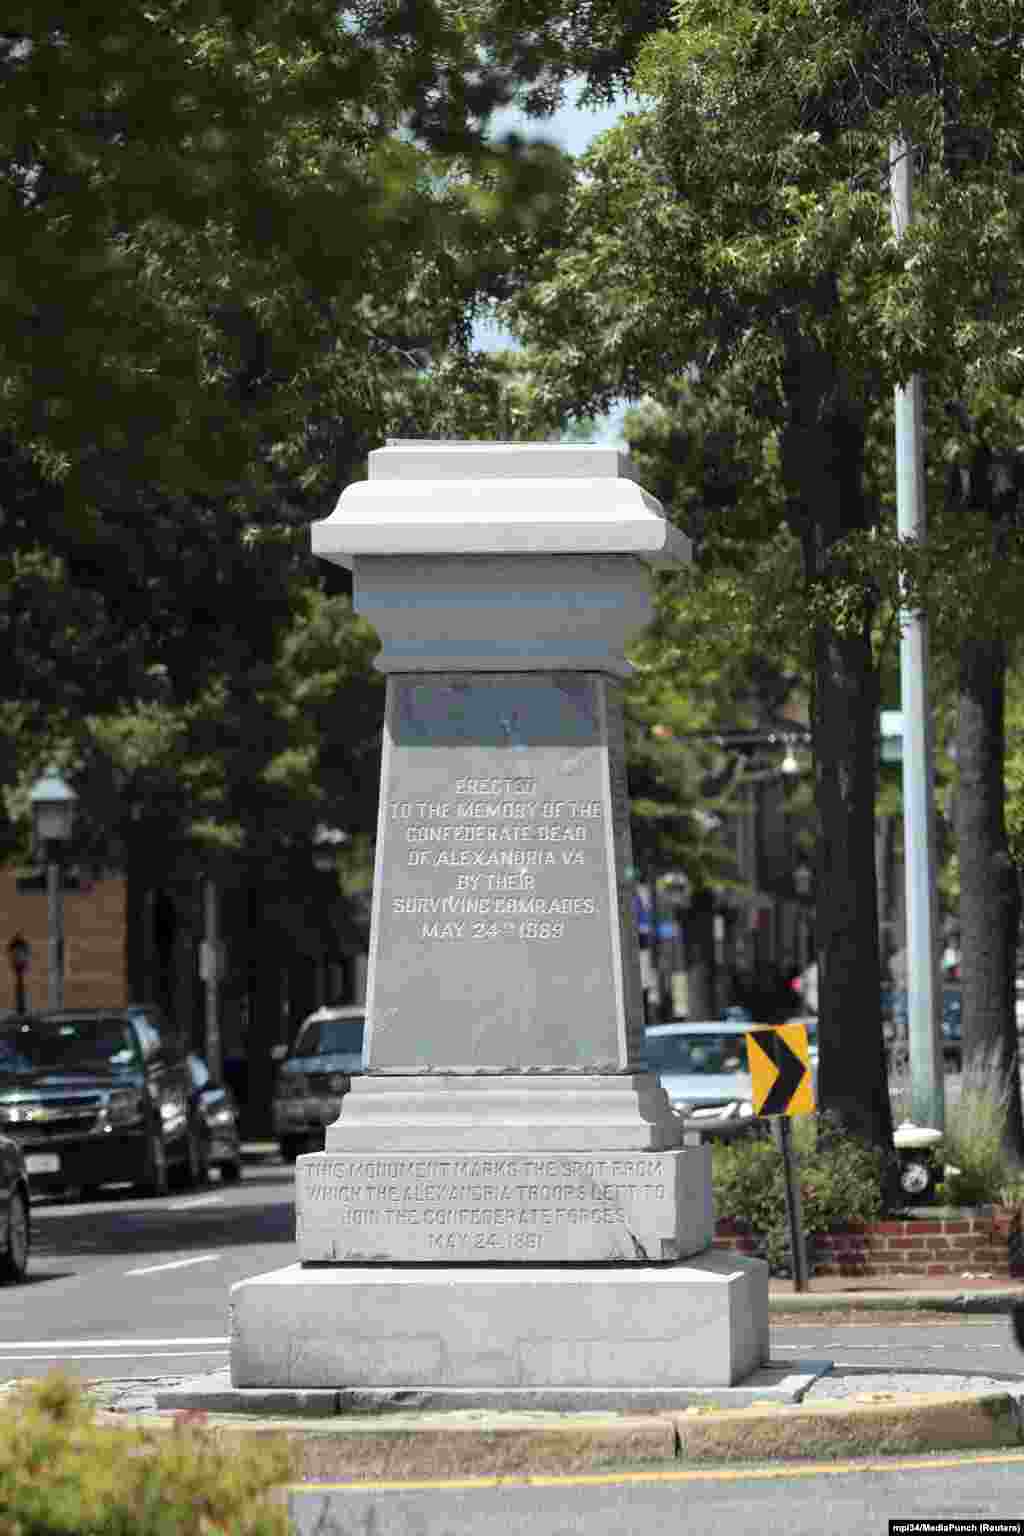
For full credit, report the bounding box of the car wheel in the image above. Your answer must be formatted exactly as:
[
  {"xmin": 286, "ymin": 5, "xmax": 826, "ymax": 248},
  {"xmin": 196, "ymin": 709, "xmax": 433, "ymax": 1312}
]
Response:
[
  {"xmin": 218, "ymin": 1158, "xmax": 242, "ymax": 1184},
  {"xmin": 138, "ymin": 1128, "xmax": 169, "ymax": 1198},
  {"xmin": 0, "ymin": 1189, "xmax": 29, "ymax": 1282},
  {"xmin": 279, "ymin": 1137, "xmax": 303, "ymax": 1164},
  {"xmin": 174, "ymin": 1121, "xmax": 207, "ymax": 1189}
]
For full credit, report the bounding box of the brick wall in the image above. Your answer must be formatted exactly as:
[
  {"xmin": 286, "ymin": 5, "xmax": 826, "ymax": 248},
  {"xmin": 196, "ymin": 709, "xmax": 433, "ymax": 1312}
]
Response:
[
  {"xmin": 0, "ymin": 868, "xmax": 126, "ymax": 1012},
  {"xmin": 713, "ymin": 1212, "xmax": 1018, "ymax": 1279}
]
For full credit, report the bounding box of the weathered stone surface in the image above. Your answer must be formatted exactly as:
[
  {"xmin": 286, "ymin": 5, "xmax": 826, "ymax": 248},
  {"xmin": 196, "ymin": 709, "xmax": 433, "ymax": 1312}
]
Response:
[
  {"xmin": 364, "ymin": 672, "xmax": 643, "ymax": 1074},
  {"xmin": 324, "ymin": 1075, "xmax": 682, "ymax": 1153},
  {"xmin": 230, "ymin": 1251, "xmax": 769, "ymax": 1390},
  {"xmin": 296, "ymin": 1144, "xmax": 711, "ymax": 1264}
]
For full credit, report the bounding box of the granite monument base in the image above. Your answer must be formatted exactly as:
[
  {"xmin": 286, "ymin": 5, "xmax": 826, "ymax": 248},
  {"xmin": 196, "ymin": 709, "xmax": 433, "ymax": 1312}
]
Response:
[
  {"xmin": 297, "ymin": 1143, "xmax": 711, "ymax": 1264},
  {"xmin": 229, "ymin": 1251, "xmax": 770, "ymax": 1393}
]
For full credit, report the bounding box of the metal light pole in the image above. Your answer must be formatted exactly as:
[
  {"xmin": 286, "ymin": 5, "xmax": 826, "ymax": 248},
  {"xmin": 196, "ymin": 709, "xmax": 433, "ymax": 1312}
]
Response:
[
  {"xmin": 890, "ymin": 140, "xmax": 944, "ymax": 1130},
  {"xmin": 29, "ymin": 769, "xmax": 77, "ymax": 1012},
  {"xmin": 200, "ymin": 878, "xmax": 223, "ymax": 1086}
]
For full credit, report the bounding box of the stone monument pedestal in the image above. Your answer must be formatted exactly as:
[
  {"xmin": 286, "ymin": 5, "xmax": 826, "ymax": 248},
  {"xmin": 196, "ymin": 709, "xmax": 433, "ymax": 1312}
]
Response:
[
  {"xmin": 230, "ymin": 442, "xmax": 769, "ymax": 1400},
  {"xmin": 230, "ymin": 1252, "xmax": 767, "ymax": 1398}
]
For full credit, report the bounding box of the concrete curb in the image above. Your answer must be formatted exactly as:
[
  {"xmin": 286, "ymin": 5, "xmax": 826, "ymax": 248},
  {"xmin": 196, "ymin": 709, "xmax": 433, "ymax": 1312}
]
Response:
[
  {"xmin": 672, "ymin": 1390, "xmax": 1023, "ymax": 1463},
  {"xmin": 96, "ymin": 1389, "xmax": 1023, "ymax": 1478},
  {"xmin": 769, "ymin": 1289, "xmax": 1022, "ymax": 1315}
]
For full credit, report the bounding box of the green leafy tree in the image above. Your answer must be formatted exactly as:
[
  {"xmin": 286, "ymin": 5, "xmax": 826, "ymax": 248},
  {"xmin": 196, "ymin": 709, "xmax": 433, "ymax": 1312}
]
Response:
[
  {"xmin": 1, "ymin": 2, "xmax": 573, "ymax": 507},
  {"xmin": 503, "ymin": 0, "xmax": 1024, "ymax": 1150}
]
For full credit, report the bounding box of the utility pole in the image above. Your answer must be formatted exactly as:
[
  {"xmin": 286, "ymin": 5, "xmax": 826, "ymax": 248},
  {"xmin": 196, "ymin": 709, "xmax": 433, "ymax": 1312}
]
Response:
[
  {"xmin": 201, "ymin": 878, "xmax": 223, "ymax": 1086},
  {"xmin": 891, "ymin": 139, "xmax": 944, "ymax": 1130}
]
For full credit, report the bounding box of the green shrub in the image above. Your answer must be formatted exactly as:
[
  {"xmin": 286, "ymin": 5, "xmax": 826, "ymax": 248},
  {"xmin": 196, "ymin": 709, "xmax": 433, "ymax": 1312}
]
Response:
[
  {"xmin": 0, "ymin": 1371, "xmax": 293, "ymax": 1535},
  {"xmin": 942, "ymin": 1042, "xmax": 1018, "ymax": 1206},
  {"xmin": 712, "ymin": 1113, "xmax": 885, "ymax": 1271}
]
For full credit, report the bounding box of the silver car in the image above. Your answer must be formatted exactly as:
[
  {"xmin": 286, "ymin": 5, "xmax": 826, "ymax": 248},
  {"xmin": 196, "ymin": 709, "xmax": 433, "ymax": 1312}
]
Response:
[
  {"xmin": 642, "ymin": 1021, "xmax": 758, "ymax": 1139},
  {"xmin": 272, "ymin": 1006, "xmax": 365, "ymax": 1162}
]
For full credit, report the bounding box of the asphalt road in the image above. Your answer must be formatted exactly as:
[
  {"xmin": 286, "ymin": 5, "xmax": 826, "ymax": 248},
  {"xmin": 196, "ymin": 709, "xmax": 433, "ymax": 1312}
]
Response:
[
  {"xmin": 289, "ymin": 1453, "xmax": 1024, "ymax": 1536},
  {"xmin": 2, "ymin": 1161, "xmax": 298, "ymax": 1379}
]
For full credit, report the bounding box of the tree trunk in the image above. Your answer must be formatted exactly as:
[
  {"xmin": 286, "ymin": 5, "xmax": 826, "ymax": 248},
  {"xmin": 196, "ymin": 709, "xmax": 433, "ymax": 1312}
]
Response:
[
  {"xmin": 956, "ymin": 631, "xmax": 1024, "ymax": 1154},
  {"xmin": 809, "ymin": 612, "xmax": 891, "ymax": 1147},
  {"xmin": 780, "ymin": 323, "xmax": 892, "ymax": 1152},
  {"xmin": 685, "ymin": 886, "xmax": 717, "ymax": 1020}
]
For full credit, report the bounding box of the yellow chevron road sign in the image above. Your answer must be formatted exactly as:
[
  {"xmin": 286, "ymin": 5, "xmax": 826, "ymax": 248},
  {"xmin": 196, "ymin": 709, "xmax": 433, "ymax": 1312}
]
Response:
[{"xmin": 745, "ymin": 1023, "xmax": 816, "ymax": 1117}]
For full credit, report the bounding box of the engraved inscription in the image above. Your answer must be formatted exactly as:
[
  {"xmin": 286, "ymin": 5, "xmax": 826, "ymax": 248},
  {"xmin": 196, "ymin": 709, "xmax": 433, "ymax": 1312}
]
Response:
[
  {"xmin": 386, "ymin": 785, "xmax": 605, "ymax": 943},
  {"xmin": 301, "ymin": 1156, "xmax": 674, "ymax": 1256}
]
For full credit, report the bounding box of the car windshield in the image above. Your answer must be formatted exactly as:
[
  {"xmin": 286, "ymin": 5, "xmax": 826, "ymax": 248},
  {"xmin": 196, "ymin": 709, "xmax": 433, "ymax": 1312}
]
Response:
[
  {"xmin": 0, "ymin": 1016, "xmax": 138, "ymax": 1074},
  {"xmin": 292, "ymin": 1015, "xmax": 364, "ymax": 1058},
  {"xmin": 642, "ymin": 1031, "xmax": 748, "ymax": 1075}
]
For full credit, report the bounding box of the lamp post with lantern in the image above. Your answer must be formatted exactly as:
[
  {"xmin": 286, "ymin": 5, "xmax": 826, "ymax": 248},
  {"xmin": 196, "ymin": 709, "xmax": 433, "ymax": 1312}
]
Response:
[{"xmin": 29, "ymin": 769, "xmax": 77, "ymax": 1011}]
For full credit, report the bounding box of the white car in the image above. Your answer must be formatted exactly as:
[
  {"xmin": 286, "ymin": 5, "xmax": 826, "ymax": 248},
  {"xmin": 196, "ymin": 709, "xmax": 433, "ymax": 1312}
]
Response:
[
  {"xmin": 642, "ymin": 1021, "xmax": 758, "ymax": 1139},
  {"xmin": 642, "ymin": 1018, "xmax": 818, "ymax": 1138}
]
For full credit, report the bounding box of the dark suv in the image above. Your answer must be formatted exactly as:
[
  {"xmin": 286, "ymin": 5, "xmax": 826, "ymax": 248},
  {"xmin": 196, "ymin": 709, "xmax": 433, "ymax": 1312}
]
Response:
[{"xmin": 0, "ymin": 1006, "xmax": 201, "ymax": 1198}]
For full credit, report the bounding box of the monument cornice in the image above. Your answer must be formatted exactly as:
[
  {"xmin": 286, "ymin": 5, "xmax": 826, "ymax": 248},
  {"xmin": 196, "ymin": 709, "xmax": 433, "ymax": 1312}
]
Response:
[{"xmin": 311, "ymin": 441, "xmax": 691, "ymax": 571}]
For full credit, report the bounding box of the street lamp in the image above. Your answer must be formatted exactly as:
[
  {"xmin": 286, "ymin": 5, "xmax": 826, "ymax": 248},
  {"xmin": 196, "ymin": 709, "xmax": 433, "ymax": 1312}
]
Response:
[
  {"xmin": 29, "ymin": 769, "xmax": 77, "ymax": 1010},
  {"xmin": 312, "ymin": 824, "xmax": 348, "ymax": 874},
  {"xmin": 7, "ymin": 933, "xmax": 29, "ymax": 1015}
]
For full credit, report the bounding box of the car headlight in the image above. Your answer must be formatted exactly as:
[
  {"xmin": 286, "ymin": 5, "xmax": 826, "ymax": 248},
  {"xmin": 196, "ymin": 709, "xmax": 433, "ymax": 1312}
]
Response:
[
  {"xmin": 277, "ymin": 1074, "xmax": 307, "ymax": 1099},
  {"xmin": 205, "ymin": 1107, "xmax": 235, "ymax": 1127},
  {"xmin": 737, "ymin": 1101, "xmax": 755, "ymax": 1118},
  {"xmin": 102, "ymin": 1089, "xmax": 145, "ymax": 1127}
]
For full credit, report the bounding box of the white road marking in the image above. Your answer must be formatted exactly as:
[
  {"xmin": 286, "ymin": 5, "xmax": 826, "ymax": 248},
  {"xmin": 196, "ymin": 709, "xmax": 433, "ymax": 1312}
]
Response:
[
  {"xmin": 0, "ymin": 1350, "xmax": 229, "ymax": 1361},
  {"xmin": 125, "ymin": 1253, "xmax": 222, "ymax": 1277},
  {"xmin": 774, "ymin": 1341, "xmax": 1006, "ymax": 1352},
  {"xmin": 2, "ymin": 1336, "xmax": 229, "ymax": 1350},
  {"xmin": 167, "ymin": 1195, "xmax": 227, "ymax": 1211}
]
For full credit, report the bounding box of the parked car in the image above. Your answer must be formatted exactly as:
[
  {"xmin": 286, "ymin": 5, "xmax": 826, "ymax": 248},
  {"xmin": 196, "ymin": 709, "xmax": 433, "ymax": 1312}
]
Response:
[
  {"xmin": 0, "ymin": 1129, "xmax": 29, "ymax": 1281},
  {"xmin": 641, "ymin": 1021, "xmax": 758, "ymax": 1140},
  {"xmin": 187, "ymin": 1054, "xmax": 242, "ymax": 1183},
  {"xmin": 642, "ymin": 1018, "xmax": 819, "ymax": 1140},
  {"xmin": 272, "ymin": 1005, "xmax": 365, "ymax": 1162},
  {"xmin": 0, "ymin": 1007, "xmax": 202, "ymax": 1199}
]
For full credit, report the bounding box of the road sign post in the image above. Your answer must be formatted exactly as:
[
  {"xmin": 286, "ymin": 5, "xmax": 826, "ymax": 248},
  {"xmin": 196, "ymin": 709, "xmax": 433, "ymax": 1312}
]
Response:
[
  {"xmin": 746, "ymin": 1022, "xmax": 815, "ymax": 1292},
  {"xmin": 773, "ymin": 1116, "xmax": 810, "ymax": 1292}
]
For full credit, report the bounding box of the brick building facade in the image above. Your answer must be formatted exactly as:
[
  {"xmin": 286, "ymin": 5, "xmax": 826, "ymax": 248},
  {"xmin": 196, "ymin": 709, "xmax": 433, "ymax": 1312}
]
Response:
[
  {"xmin": 0, "ymin": 863, "xmax": 367, "ymax": 1137},
  {"xmin": 0, "ymin": 866, "xmax": 126, "ymax": 1014}
]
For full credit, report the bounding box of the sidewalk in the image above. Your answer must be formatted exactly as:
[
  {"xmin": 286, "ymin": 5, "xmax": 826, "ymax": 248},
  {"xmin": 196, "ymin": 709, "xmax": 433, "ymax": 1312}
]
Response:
[{"xmin": 769, "ymin": 1270, "xmax": 1023, "ymax": 1312}]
